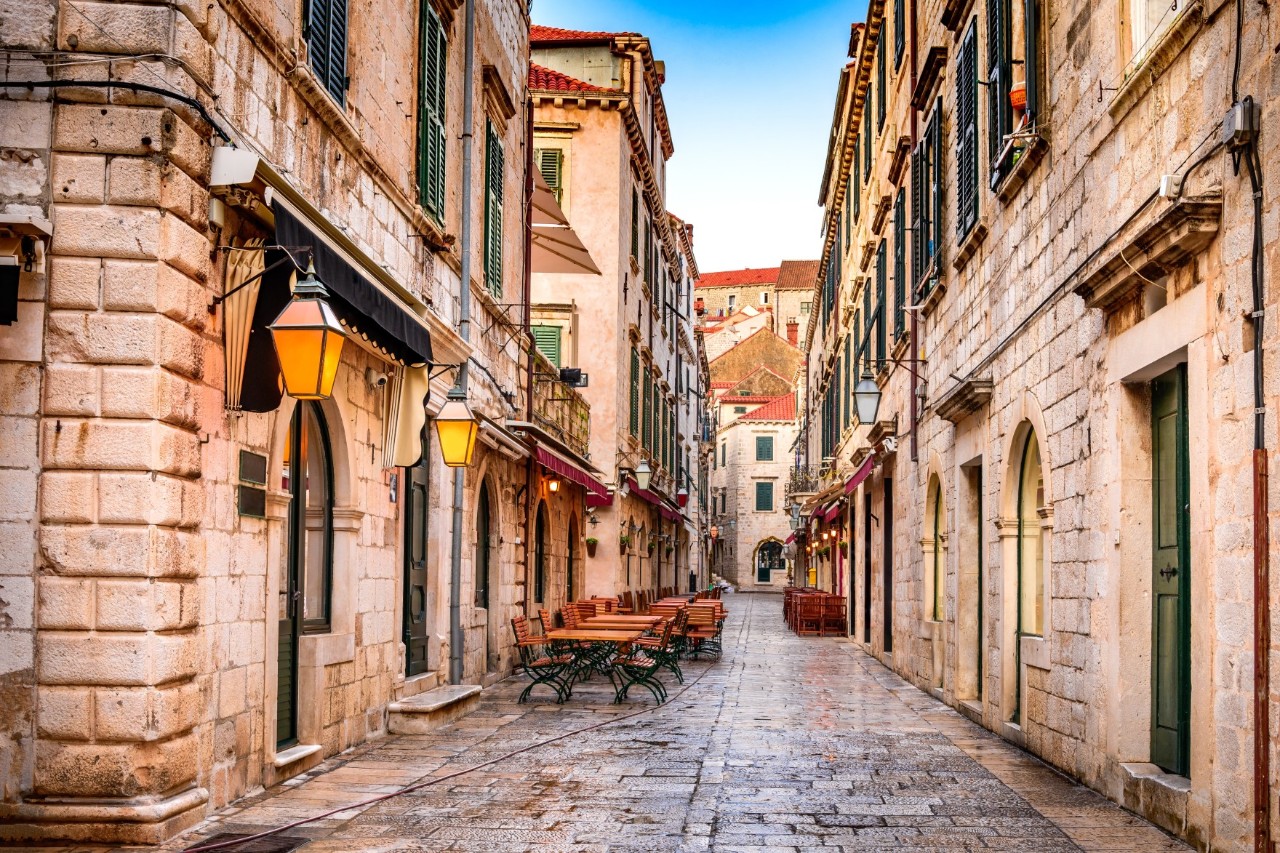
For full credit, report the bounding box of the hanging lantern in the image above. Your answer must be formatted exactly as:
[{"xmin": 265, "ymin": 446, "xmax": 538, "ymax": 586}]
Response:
[
  {"xmin": 547, "ymin": 477, "xmax": 562, "ymax": 494},
  {"xmin": 268, "ymin": 259, "xmax": 346, "ymax": 400},
  {"xmin": 635, "ymin": 459, "xmax": 653, "ymax": 491},
  {"xmin": 435, "ymin": 384, "xmax": 479, "ymax": 467},
  {"xmin": 854, "ymin": 368, "xmax": 882, "ymax": 425},
  {"xmin": 677, "ymin": 487, "xmax": 689, "ymax": 508}
]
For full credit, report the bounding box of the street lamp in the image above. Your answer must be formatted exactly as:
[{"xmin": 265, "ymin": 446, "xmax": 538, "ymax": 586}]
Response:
[
  {"xmin": 676, "ymin": 487, "xmax": 689, "ymax": 507},
  {"xmin": 635, "ymin": 459, "xmax": 653, "ymax": 491},
  {"xmin": 434, "ymin": 384, "xmax": 479, "ymax": 467},
  {"xmin": 546, "ymin": 477, "xmax": 561, "ymax": 494},
  {"xmin": 854, "ymin": 367, "xmax": 881, "ymax": 424},
  {"xmin": 268, "ymin": 259, "xmax": 346, "ymax": 400}
]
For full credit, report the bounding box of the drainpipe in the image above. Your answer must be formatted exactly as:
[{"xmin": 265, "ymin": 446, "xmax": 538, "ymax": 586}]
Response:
[
  {"xmin": 523, "ymin": 99, "xmax": 536, "ymax": 612},
  {"xmin": 908, "ymin": 0, "xmax": 919, "ymax": 463},
  {"xmin": 448, "ymin": 0, "xmax": 477, "ymax": 686}
]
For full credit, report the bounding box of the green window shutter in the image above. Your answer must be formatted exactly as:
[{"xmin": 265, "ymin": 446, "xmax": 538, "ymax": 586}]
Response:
[
  {"xmin": 305, "ymin": 0, "xmax": 348, "ymax": 104},
  {"xmin": 642, "ymin": 369, "xmax": 653, "ymax": 450},
  {"xmin": 531, "ymin": 325, "xmax": 561, "ymax": 368},
  {"xmin": 755, "ymin": 481, "xmax": 774, "ymax": 512},
  {"xmin": 537, "ymin": 148, "xmax": 564, "ymax": 203},
  {"xmin": 863, "ymin": 279, "xmax": 873, "ymax": 343},
  {"xmin": 755, "ymin": 436, "xmax": 774, "ymax": 462},
  {"xmin": 417, "ymin": 4, "xmax": 446, "ymax": 220},
  {"xmin": 911, "ymin": 143, "xmax": 924, "ymax": 294},
  {"xmin": 852, "ymin": 146, "xmax": 861, "ymax": 222},
  {"xmin": 631, "ymin": 189, "xmax": 639, "ymax": 259},
  {"xmin": 876, "ymin": 29, "xmax": 886, "ymax": 131},
  {"xmin": 894, "ymin": 0, "xmax": 905, "ymax": 67},
  {"xmin": 956, "ymin": 21, "xmax": 979, "ymax": 241},
  {"xmin": 843, "ymin": 337, "xmax": 851, "ymax": 428},
  {"xmin": 629, "ymin": 348, "xmax": 640, "ymax": 436},
  {"xmin": 988, "ymin": 0, "xmax": 1011, "ymax": 182},
  {"xmin": 893, "ymin": 189, "xmax": 906, "ymax": 338},
  {"xmin": 876, "ymin": 242, "xmax": 887, "ymax": 362},
  {"xmin": 862, "ymin": 94, "xmax": 871, "ymax": 180},
  {"xmin": 483, "ymin": 121, "xmax": 504, "ymax": 298}
]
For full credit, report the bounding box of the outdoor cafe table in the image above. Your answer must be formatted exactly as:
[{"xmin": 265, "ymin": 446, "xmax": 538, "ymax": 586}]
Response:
[
  {"xmin": 581, "ymin": 615, "xmax": 663, "ymax": 630},
  {"xmin": 544, "ymin": 628, "xmax": 645, "ymax": 693}
]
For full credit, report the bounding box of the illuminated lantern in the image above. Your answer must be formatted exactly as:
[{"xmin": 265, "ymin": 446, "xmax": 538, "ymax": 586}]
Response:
[{"xmin": 268, "ymin": 260, "xmax": 346, "ymax": 400}]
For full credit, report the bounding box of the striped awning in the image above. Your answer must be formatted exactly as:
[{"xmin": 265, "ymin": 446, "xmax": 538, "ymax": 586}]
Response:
[{"xmin": 536, "ymin": 446, "xmax": 609, "ymax": 503}]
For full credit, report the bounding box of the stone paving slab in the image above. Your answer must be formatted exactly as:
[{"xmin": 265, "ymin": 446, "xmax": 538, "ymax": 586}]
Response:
[{"xmin": 12, "ymin": 594, "xmax": 1190, "ymax": 852}]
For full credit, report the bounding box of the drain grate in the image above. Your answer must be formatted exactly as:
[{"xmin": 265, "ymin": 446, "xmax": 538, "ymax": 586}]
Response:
[{"xmin": 181, "ymin": 833, "xmax": 310, "ymax": 853}]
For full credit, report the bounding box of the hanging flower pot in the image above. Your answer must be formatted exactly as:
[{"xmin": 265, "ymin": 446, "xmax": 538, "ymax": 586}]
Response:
[
  {"xmin": 647, "ymin": 540, "xmax": 657, "ymax": 554},
  {"xmin": 1010, "ymin": 82, "xmax": 1027, "ymax": 111},
  {"xmin": 585, "ymin": 537, "xmax": 598, "ymax": 558},
  {"xmin": 619, "ymin": 534, "xmax": 632, "ymax": 554}
]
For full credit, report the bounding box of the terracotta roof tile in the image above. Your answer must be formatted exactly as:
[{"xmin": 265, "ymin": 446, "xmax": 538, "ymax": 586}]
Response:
[
  {"xmin": 531, "ymin": 25, "xmax": 634, "ymax": 45},
  {"xmin": 739, "ymin": 395, "xmax": 797, "ymax": 422},
  {"xmin": 718, "ymin": 395, "xmax": 781, "ymax": 405},
  {"xmin": 529, "ymin": 63, "xmax": 614, "ymax": 94},
  {"xmin": 695, "ymin": 267, "xmax": 780, "ymax": 289},
  {"xmin": 776, "ymin": 259, "xmax": 821, "ymax": 290}
]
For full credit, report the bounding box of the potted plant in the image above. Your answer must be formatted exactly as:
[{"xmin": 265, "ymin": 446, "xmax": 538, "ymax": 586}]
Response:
[
  {"xmin": 664, "ymin": 544, "xmax": 674, "ymax": 556},
  {"xmin": 585, "ymin": 537, "xmax": 598, "ymax": 557},
  {"xmin": 619, "ymin": 534, "xmax": 632, "ymax": 553},
  {"xmin": 646, "ymin": 540, "xmax": 657, "ymax": 554}
]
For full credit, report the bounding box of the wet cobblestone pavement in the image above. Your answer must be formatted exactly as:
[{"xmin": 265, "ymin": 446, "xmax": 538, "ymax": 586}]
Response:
[{"xmin": 34, "ymin": 594, "xmax": 1188, "ymax": 852}]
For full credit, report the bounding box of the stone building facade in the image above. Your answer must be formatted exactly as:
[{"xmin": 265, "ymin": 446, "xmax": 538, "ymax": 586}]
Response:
[
  {"xmin": 695, "ymin": 259, "xmax": 820, "ymax": 345},
  {"xmin": 530, "ymin": 26, "xmax": 709, "ymax": 600},
  {"xmin": 0, "ymin": 0, "xmax": 607, "ymax": 843},
  {"xmin": 803, "ymin": 1, "xmax": 1280, "ymax": 850}
]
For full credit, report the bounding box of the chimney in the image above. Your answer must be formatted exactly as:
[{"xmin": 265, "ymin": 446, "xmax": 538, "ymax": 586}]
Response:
[{"xmin": 786, "ymin": 320, "xmax": 799, "ymax": 346}]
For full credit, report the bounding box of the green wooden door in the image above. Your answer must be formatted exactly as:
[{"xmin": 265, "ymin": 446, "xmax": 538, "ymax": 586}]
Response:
[{"xmin": 1151, "ymin": 365, "xmax": 1191, "ymax": 776}]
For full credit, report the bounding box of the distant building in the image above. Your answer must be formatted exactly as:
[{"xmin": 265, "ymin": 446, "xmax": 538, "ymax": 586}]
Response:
[{"xmin": 695, "ymin": 260, "xmax": 820, "ymax": 345}]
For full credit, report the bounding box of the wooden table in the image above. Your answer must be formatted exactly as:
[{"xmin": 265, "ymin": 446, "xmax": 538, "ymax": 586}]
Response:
[
  {"xmin": 544, "ymin": 629, "xmax": 644, "ymax": 695},
  {"xmin": 581, "ymin": 615, "xmax": 662, "ymax": 630}
]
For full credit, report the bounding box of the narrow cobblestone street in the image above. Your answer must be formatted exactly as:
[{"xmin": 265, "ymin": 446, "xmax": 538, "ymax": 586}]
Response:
[{"xmin": 29, "ymin": 593, "xmax": 1190, "ymax": 853}]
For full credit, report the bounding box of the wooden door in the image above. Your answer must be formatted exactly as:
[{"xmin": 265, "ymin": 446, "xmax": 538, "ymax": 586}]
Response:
[
  {"xmin": 277, "ymin": 409, "xmax": 303, "ymax": 748},
  {"xmin": 1151, "ymin": 365, "xmax": 1191, "ymax": 775},
  {"xmin": 403, "ymin": 441, "xmax": 430, "ymax": 677},
  {"xmin": 882, "ymin": 478, "xmax": 894, "ymax": 652}
]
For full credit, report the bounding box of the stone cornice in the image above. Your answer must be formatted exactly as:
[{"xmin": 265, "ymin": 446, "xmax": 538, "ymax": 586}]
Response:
[
  {"xmin": 1073, "ymin": 193, "xmax": 1222, "ymax": 313},
  {"xmin": 935, "ymin": 377, "xmax": 993, "ymax": 424},
  {"xmin": 910, "ymin": 46, "xmax": 948, "ymax": 111}
]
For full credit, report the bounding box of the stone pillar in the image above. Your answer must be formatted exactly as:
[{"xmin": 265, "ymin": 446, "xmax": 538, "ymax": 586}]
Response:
[{"xmin": 0, "ymin": 96, "xmax": 213, "ymax": 842}]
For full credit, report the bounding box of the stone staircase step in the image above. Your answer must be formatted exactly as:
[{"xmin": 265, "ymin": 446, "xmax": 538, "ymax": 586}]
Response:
[{"xmin": 387, "ymin": 684, "xmax": 483, "ymax": 735}]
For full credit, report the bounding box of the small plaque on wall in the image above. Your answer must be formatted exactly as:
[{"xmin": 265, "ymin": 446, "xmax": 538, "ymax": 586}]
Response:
[
  {"xmin": 238, "ymin": 484, "xmax": 267, "ymax": 518},
  {"xmin": 239, "ymin": 450, "xmax": 267, "ymax": 485},
  {"xmin": 238, "ymin": 450, "xmax": 269, "ymax": 518}
]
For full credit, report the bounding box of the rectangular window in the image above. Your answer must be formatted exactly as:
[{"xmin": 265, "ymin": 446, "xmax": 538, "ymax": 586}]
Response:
[
  {"xmin": 531, "ymin": 325, "xmax": 561, "ymax": 368},
  {"xmin": 756, "ymin": 436, "xmax": 774, "ymax": 461},
  {"xmin": 862, "ymin": 95, "xmax": 872, "ymax": 180},
  {"xmin": 894, "ymin": 0, "xmax": 905, "ymax": 68},
  {"xmin": 631, "ymin": 189, "xmax": 639, "ymax": 260},
  {"xmin": 304, "ymin": 0, "xmax": 348, "ymax": 104},
  {"xmin": 720, "ymin": 442, "xmax": 726, "ymax": 466},
  {"xmin": 911, "ymin": 102, "xmax": 942, "ymax": 297},
  {"xmin": 876, "ymin": 29, "xmax": 886, "ymax": 131},
  {"xmin": 988, "ymin": 0, "xmax": 1040, "ymax": 186},
  {"xmin": 893, "ymin": 188, "xmax": 906, "ymax": 339},
  {"xmin": 642, "ymin": 369, "xmax": 653, "ymax": 451},
  {"xmin": 761, "ymin": 291, "xmax": 769, "ymax": 304},
  {"xmin": 535, "ymin": 148, "xmax": 564, "ymax": 204},
  {"xmin": 852, "ymin": 143, "xmax": 861, "ymax": 223},
  {"xmin": 483, "ymin": 121, "xmax": 504, "ymax": 297},
  {"xmin": 800, "ymin": 301, "xmax": 812, "ymax": 314},
  {"xmin": 956, "ymin": 20, "xmax": 979, "ymax": 241},
  {"xmin": 734, "ymin": 406, "xmax": 747, "ymax": 414},
  {"xmin": 629, "ymin": 348, "xmax": 640, "ymax": 436},
  {"xmin": 416, "ymin": 2, "xmax": 446, "ymax": 220},
  {"xmin": 875, "ymin": 242, "xmax": 887, "ymax": 362},
  {"xmin": 728, "ymin": 294, "xmax": 736, "ymax": 311},
  {"xmin": 843, "ymin": 336, "xmax": 851, "ymax": 429},
  {"xmin": 755, "ymin": 481, "xmax": 774, "ymax": 512}
]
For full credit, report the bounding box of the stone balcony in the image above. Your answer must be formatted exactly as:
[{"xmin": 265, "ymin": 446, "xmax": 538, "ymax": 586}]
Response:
[{"xmin": 531, "ymin": 351, "xmax": 591, "ymax": 459}]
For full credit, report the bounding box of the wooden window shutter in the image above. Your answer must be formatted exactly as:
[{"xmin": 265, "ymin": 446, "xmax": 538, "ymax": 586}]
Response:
[
  {"xmin": 756, "ymin": 436, "xmax": 774, "ymax": 462},
  {"xmin": 930, "ymin": 100, "xmax": 944, "ymax": 270},
  {"xmin": 538, "ymin": 149, "xmax": 564, "ymax": 203},
  {"xmin": 862, "ymin": 96, "xmax": 872, "ymax": 180},
  {"xmin": 1024, "ymin": 0, "xmax": 1040, "ymax": 121},
  {"xmin": 483, "ymin": 121, "xmax": 504, "ymax": 297},
  {"xmin": 876, "ymin": 30, "xmax": 886, "ymax": 131},
  {"xmin": 894, "ymin": 0, "xmax": 905, "ymax": 67},
  {"xmin": 853, "ymin": 147, "xmax": 861, "ymax": 222},
  {"xmin": 956, "ymin": 21, "xmax": 979, "ymax": 241},
  {"xmin": 863, "ymin": 277, "xmax": 873, "ymax": 343},
  {"xmin": 631, "ymin": 189, "xmax": 639, "ymax": 259},
  {"xmin": 875, "ymin": 242, "xmax": 887, "ymax": 362},
  {"xmin": 629, "ymin": 348, "xmax": 640, "ymax": 436},
  {"xmin": 305, "ymin": 0, "xmax": 348, "ymax": 104},
  {"xmin": 843, "ymin": 337, "xmax": 851, "ymax": 428},
  {"xmin": 987, "ymin": 0, "xmax": 1010, "ymax": 181},
  {"xmin": 755, "ymin": 482, "xmax": 772, "ymax": 512},
  {"xmin": 911, "ymin": 144, "xmax": 924, "ymax": 292},
  {"xmin": 531, "ymin": 325, "xmax": 561, "ymax": 368},
  {"xmin": 642, "ymin": 369, "xmax": 653, "ymax": 451},
  {"xmin": 893, "ymin": 189, "xmax": 906, "ymax": 338},
  {"xmin": 417, "ymin": 4, "xmax": 446, "ymax": 220}
]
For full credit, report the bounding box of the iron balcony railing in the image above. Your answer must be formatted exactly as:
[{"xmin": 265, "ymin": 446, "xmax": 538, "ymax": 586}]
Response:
[{"xmin": 786, "ymin": 465, "xmax": 820, "ymax": 500}]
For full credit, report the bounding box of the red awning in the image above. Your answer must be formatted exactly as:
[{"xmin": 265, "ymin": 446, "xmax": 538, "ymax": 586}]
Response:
[
  {"xmin": 536, "ymin": 447, "xmax": 610, "ymax": 504},
  {"xmin": 628, "ymin": 478, "xmax": 684, "ymax": 523},
  {"xmin": 844, "ymin": 455, "xmax": 877, "ymax": 494},
  {"xmin": 784, "ymin": 532, "xmax": 796, "ymax": 544},
  {"xmin": 823, "ymin": 502, "xmax": 843, "ymax": 523}
]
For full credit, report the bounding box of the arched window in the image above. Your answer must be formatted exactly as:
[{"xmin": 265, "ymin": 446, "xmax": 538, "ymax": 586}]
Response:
[
  {"xmin": 757, "ymin": 540, "xmax": 784, "ymax": 582},
  {"xmin": 534, "ymin": 502, "xmax": 548, "ymax": 603},
  {"xmin": 283, "ymin": 402, "xmax": 334, "ymax": 633},
  {"xmin": 1017, "ymin": 431, "xmax": 1044, "ymax": 637},
  {"xmin": 475, "ymin": 483, "xmax": 491, "ymax": 609}
]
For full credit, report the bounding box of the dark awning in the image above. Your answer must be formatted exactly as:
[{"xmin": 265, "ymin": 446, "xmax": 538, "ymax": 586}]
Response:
[
  {"xmin": 536, "ymin": 447, "xmax": 610, "ymax": 504},
  {"xmin": 273, "ymin": 204, "xmax": 433, "ymax": 366}
]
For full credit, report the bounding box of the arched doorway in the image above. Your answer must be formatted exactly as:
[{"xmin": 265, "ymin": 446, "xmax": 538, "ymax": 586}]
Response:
[
  {"xmin": 1014, "ymin": 429, "xmax": 1044, "ymax": 723},
  {"xmin": 534, "ymin": 502, "xmax": 548, "ymax": 604},
  {"xmin": 279, "ymin": 402, "xmax": 333, "ymax": 748},
  {"xmin": 756, "ymin": 540, "xmax": 784, "ymax": 583}
]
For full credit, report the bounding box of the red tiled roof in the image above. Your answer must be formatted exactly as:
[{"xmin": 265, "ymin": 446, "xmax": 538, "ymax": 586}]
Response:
[
  {"xmin": 529, "ymin": 63, "xmax": 614, "ymax": 94},
  {"xmin": 717, "ymin": 395, "xmax": 781, "ymax": 405},
  {"xmin": 531, "ymin": 25, "xmax": 633, "ymax": 45},
  {"xmin": 739, "ymin": 395, "xmax": 797, "ymax": 422},
  {"xmin": 695, "ymin": 267, "xmax": 781, "ymax": 289},
  {"xmin": 776, "ymin": 259, "xmax": 821, "ymax": 290},
  {"xmin": 710, "ymin": 381, "xmax": 734, "ymax": 389}
]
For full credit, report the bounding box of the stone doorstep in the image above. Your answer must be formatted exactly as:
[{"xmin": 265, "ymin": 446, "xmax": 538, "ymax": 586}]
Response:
[
  {"xmin": 387, "ymin": 684, "xmax": 483, "ymax": 735},
  {"xmin": 1120, "ymin": 762, "xmax": 1190, "ymax": 838}
]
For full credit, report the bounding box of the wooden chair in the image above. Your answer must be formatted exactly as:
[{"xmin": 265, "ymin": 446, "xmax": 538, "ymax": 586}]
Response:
[
  {"xmin": 576, "ymin": 600, "xmax": 598, "ymax": 619},
  {"xmin": 561, "ymin": 603, "xmax": 582, "ymax": 629},
  {"xmin": 619, "ymin": 591, "xmax": 634, "ymax": 614},
  {"xmin": 796, "ymin": 596, "xmax": 823, "ymax": 637},
  {"xmin": 611, "ymin": 620, "xmax": 675, "ymax": 704},
  {"xmin": 510, "ymin": 615, "xmax": 571, "ymax": 703},
  {"xmin": 821, "ymin": 596, "xmax": 847, "ymax": 637},
  {"xmin": 538, "ymin": 608, "xmax": 556, "ymax": 633},
  {"xmin": 636, "ymin": 608, "xmax": 687, "ymax": 683},
  {"xmin": 634, "ymin": 590, "xmax": 649, "ymax": 615},
  {"xmin": 685, "ymin": 606, "xmax": 722, "ymax": 658}
]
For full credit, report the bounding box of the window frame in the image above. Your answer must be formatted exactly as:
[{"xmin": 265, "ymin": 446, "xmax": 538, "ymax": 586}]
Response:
[
  {"xmin": 956, "ymin": 20, "xmax": 980, "ymax": 241},
  {"xmin": 755, "ymin": 481, "xmax": 775, "ymax": 513},
  {"xmin": 483, "ymin": 120, "xmax": 504, "ymax": 297},
  {"xmin": 416, "ymin": 2, "xmax": 446, "ymax": 221},
  {"xmin": 756, "ymin": 435, "xmax": 775, "ymax": 462},
  {"xmin": 304, "ymin": 0, "xmax": 349, "ymax": 105}
]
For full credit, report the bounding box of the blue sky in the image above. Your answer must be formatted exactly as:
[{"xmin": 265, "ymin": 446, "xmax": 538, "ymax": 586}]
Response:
[{"xmin": 531, "ymin": 0, "xmax": 868, "ymax": 274}]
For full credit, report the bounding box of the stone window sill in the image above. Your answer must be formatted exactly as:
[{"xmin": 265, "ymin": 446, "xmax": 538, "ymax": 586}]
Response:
[
  {"xmin": 994, "ymin": 135, "xmax": 1047, "ymax": 205},
  {"xmin": 952, "ymin": 218, "xmax": 989, "ymax": 272},
  {"xmin": 1020, "ymin": 634, "xmax": 1050, "ymax": 670},
  {"xmin": 273, "ymin": 743, "xmax": 322, "ymax": 768}
]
